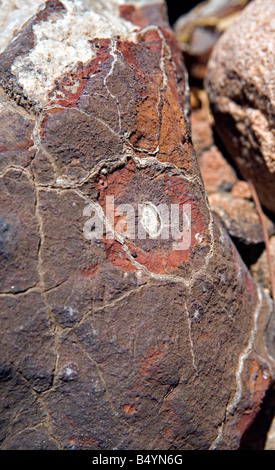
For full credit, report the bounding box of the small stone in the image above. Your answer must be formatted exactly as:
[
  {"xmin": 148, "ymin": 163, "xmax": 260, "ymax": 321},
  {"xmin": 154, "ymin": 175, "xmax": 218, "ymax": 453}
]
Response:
[
  {"xmin": 190, "ymin": 107, "xmax": 213, "ymax": 157},
  {"xmin": 208, "ymin": 192, "xmax": 275, "ymax": 246},
  {"xmin": 231, "ymin": 181, "xmax": 252, "ymax": 200},
  {"xmin": 199, "ymin": 145, "xmax": 237, "ymax": 194}
]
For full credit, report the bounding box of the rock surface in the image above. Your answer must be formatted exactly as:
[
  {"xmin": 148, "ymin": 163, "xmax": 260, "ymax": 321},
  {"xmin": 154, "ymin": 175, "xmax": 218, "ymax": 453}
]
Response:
[
  {"xmin": 265, "ymin": 407, "xmax": 275, "ymax": 450},
  {"xmin": 205, "ymin": 0, "xmax": 275, "ymax": 214},
  {"xmin": 208, "ymin": 192, "xmax": 275, "ymax": 246},
  {"xmin": 251, "ymin": 236, "xmax": 275, "ymax": 299},
  {"xmin": 191, "ymin": 107, "xmax": 275, "ymax": 247},
  {"xmin": 0, "ymin": 0, "xmax": 274, "ymax": 451}
]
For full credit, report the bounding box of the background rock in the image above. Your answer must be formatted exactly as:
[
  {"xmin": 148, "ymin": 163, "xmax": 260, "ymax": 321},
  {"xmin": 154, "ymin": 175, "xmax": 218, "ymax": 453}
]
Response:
[
  {"xmin": 205, "ymin": 0, "xmax": 275, "ymax": 214},
  {"xmin": 190, "ymin": 105, "xmax": 275, "ymax": 249},
  {"xmin": 251, "ymin": 236, "xmax": 275, "ymax": 299},
  {"xmin": 265, "ymin": 404, "xmax": 275, "ymax": 450},
  {"xmin": 174, "ymin": 0, "xmax": 251, "ymax": 83},
  {"xmin": 208, "ymin": 193, "xmax": 275, "ymax": 246}
]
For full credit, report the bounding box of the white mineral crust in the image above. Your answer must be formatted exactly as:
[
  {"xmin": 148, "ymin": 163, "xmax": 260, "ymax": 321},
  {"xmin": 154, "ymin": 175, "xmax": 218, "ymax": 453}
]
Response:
[{"xmin": 0, "ymin": 0, "xmax": 151, "ymax": 105}]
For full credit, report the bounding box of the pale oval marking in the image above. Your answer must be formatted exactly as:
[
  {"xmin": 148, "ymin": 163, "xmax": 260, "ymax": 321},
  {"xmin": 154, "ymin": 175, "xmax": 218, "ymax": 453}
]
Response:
[{"xmin": 141, "ymin": 202, "xmax": 162, "ymax": 238}]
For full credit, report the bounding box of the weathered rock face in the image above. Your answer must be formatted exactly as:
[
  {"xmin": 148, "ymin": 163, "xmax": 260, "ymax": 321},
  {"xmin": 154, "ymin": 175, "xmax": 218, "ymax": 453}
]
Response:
[
  {"xmin": 0, "ymin": 0, "xmax": 274, "ymax": 450},
  {"xmin": 205, "ymin": 0, "xmax": 275, "ymax": 214}
]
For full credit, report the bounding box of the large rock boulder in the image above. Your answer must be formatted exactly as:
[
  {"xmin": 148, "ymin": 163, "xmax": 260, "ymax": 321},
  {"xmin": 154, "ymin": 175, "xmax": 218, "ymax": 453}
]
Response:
[
  {"xmin": 205, "ymin": 0, "xmax": 275, "ymax": 214},
  {"xmin": 0, "ymin": 0, "xmax": 274, "ymax": 450}
]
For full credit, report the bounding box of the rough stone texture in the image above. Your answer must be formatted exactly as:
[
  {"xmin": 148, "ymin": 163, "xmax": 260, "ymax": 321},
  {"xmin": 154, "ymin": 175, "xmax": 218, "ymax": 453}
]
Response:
[
  {"xmin": 191, "ymin": 107, "xmax": 275, "ymax": 247},
  {"xmin": 208, "ymin": 193, "xmax": 275, "ymax": 246},
  {"xmin": 190, "ymin": 107, "xmax": 214, "ymax": 156},
  {"xmin": 0, "ymin": 0, "xmax": 274, "ymax": 451},
  {"xmin": 205, "ymin": 0, "xmax": 275, "ymax": 214}
]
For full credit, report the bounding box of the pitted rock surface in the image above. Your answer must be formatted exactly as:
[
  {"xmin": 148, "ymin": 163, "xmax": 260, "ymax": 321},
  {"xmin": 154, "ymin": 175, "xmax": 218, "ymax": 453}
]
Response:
[{"xmin": 0, "ymin": 0, "xmax": 274, "ymax": 450}]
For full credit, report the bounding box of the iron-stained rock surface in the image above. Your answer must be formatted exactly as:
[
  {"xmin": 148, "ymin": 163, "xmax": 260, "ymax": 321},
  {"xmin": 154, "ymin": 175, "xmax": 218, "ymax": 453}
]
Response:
[
  {"xmin": 0, "ymin": 0, "xmax": 274, "ymax": 450},
  {"xmin": 205, "ymin": 0, "xmax": 275, "ymax": 214}
]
